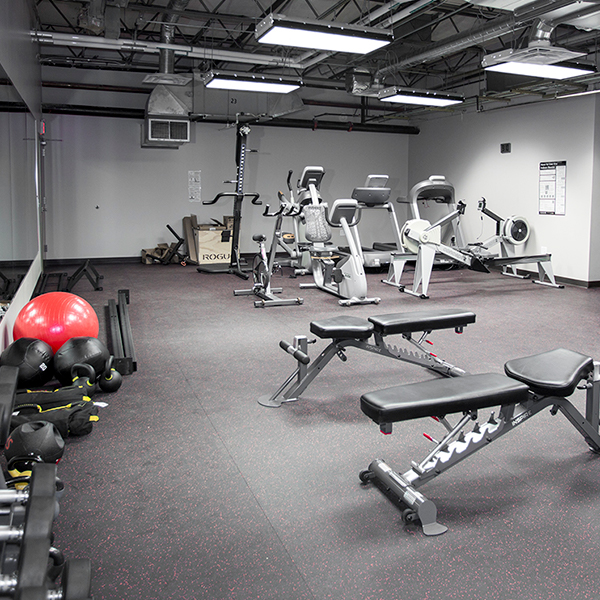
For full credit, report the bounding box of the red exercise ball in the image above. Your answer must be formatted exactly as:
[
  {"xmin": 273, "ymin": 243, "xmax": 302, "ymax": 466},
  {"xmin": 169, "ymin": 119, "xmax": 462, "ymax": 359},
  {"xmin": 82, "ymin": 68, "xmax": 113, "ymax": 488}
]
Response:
[{"xmin": 13, "ymin": 292, "xmax": 99, "ymax": 354}]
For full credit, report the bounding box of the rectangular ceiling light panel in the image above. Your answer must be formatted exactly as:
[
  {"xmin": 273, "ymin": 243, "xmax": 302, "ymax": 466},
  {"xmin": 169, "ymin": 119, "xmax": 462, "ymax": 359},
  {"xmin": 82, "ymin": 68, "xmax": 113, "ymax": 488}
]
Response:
[
  {"xmin": 204, "ymin": 71, "xmax": 301, "ymax": 94},
  {"xmin": 379, "ymin": 87, "xmax": 464, "ymax": 107},
  {"xmin": 256, "ymin": 14, "xmax": 393, "ymax": 54},
  {"xmin": 484, "ymin": 61, "xmax": 594, "ymax": 79}
]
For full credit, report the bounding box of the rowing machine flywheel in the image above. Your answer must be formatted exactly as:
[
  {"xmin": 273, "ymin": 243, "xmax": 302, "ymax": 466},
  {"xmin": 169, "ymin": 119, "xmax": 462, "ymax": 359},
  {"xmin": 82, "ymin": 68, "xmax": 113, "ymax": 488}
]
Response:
[{"xmin": 503, "ymin": 216, "xmax": 530, "ymax": 245}]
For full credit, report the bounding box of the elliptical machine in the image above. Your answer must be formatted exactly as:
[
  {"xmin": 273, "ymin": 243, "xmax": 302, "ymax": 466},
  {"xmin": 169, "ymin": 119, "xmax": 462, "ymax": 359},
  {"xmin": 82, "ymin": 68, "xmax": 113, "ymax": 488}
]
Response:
[
  {"xmin": 297, "ymin": 166, "xmax": 380, "ymax": 306},
  {"xmin": 262, "ymin": 170, "xmax": 312, "ymax": 277}
]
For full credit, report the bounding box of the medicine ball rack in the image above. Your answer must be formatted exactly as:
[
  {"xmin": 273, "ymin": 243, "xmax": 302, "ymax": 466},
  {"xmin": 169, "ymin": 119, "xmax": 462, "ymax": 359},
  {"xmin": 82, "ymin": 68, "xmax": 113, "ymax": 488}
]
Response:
[{"xmin": 105, "ymin": 289, "xmax": 137, "ymax": 376}]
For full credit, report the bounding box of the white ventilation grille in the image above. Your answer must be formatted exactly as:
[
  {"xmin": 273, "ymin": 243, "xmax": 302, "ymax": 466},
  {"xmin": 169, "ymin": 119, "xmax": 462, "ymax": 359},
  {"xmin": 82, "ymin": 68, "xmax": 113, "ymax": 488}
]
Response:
[{"xmin": 147, "ymin": 118, "xmax": 190, "ymax": 142}]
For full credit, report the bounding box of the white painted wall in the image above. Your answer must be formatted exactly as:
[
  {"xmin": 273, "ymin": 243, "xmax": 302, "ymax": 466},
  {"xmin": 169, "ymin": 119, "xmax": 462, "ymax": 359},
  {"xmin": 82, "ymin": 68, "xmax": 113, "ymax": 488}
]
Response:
[
  {"xmin": 590, "ymin": 97, "xmax": 600, "ymax": 282},
  {"xmin": 43, "ymin": 114, "xmax": 409, "ymax": 258},
  {"xmin": 408, "ymin": 96, "xmax": 596, "ymax": 283}
]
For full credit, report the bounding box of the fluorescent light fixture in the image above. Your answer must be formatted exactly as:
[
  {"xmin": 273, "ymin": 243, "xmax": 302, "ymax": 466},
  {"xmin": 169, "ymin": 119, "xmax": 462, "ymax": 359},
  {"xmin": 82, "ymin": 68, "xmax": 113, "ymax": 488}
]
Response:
[
  {"xmin": 203, "ymin": 71, "xmax": 302, "ymax": 94},
  {"xmin": 256, "ymin": 13, "xmax": 392, "ymax": 54},
  {"xmin": 484, "ymin": 61, "xmax": 595, "ymax": 80},
  {"xmin": 378, "ymin": 87, "xmax": 464, "ymax": 107}
]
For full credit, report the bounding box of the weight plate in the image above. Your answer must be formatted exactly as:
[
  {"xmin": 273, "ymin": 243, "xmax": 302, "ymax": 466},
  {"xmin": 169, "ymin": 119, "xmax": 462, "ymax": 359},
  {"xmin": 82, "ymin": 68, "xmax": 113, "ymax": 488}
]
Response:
[{"xmin": 63, "ymin": 558, "xmax": 92, "ymax": 600}]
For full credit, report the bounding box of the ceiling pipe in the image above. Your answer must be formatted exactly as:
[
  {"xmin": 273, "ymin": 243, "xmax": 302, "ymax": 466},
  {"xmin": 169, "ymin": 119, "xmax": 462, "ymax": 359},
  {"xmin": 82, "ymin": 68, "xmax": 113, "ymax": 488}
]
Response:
[
  {"xmin": 375, "ymin": 0, "xmax": 594, "ymax": 76},
  {"xmin": 32, "ymin": 32, "xmax": 304, "ymax": 69}
]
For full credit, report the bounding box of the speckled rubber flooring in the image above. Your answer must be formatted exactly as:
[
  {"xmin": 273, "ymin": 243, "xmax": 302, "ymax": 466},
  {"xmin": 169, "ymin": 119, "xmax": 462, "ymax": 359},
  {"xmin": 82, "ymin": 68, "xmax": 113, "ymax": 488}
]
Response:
[{"xmin": 48, "ymin": 261, "xmax": 600, "ymax": 600}]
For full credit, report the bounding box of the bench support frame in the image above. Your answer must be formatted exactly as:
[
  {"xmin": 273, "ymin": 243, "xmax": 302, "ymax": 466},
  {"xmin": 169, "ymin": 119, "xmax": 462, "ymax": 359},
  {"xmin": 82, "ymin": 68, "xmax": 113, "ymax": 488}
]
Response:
[
  {"xmin": 361, "ymin": 362, "xmax": 600, "ymax": 535},
  {"xmin": 258, "ymin": 330, "xmax": 467, "ymax": 408}
]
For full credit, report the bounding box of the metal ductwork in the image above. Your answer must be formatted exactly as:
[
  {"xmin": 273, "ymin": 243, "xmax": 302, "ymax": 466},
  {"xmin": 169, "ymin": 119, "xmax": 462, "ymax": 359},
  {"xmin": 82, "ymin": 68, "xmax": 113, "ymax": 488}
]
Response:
[
  {"xmin": 143, "ymin": 84, "xmax": 191, "ymax": 148},
  {"xmin": 142, "ymin": 0, "xmax": 192, "ymax": 85},
  {"xmin": 143, "ymin": 1, "xmax": 192, "ymax": 148},
  {"xmin": 375, "ymin": 0, "xmax": 588, "ymax": 76},
  {"xmin": 157, "ymin": 0, "xmax": 192, "ymax": 86}
]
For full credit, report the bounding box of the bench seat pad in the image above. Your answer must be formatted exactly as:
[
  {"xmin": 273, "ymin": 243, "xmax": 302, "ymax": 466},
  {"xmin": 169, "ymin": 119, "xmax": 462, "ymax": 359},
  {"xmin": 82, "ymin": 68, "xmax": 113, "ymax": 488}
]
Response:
[
  {"xmin": 504, "ymin": 348, "xmax": 593, "ymax": 397},
  {"xmin": 361, "ymin": 373, "xmax": 529, "ymax": 423},
  {"xmin": 310, "ymin": 316, "xmax": 374, "ymax": 340},
  {"xmin": 368, "ymin": 308, "xmax": 475, "ymax": 335}
]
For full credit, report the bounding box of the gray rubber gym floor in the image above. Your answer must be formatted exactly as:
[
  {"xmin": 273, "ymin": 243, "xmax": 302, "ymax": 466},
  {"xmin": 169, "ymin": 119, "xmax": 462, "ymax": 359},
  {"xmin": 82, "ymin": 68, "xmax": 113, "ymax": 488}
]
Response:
[{"xmin": 50, "ymin": 262, "xmax": 600, "ymax": 600}]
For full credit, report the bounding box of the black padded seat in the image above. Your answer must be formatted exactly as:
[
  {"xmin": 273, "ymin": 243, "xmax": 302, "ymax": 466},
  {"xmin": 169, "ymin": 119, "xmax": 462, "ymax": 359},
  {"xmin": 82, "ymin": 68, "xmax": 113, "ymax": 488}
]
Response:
[
  {"xmin": 310, "ymin": 316, "xmax": 374, "ymax": 340},
  {"xmin": 368, "ymin": 308, "xmax": 476, "ymax": 336},
  {"xmin": 504, "ymin": 348, "xmax": 593, "ymax": 397},
  {"xmin": 361, "ymin": 373, "xmax": 529, "ymax": 423}
]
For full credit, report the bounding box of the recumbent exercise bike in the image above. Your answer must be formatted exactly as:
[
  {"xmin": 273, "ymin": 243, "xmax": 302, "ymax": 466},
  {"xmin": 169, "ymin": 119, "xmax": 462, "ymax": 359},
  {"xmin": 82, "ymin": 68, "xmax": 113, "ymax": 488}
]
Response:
[{"xmin": 297, "ymin": 166, "xmax": 380, "ymax": 306}]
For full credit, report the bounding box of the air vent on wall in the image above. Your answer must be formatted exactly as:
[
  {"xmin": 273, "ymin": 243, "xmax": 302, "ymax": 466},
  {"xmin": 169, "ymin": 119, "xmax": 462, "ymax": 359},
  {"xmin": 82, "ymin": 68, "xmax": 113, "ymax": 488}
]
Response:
[
  {"xmin": 142, "ymin": 84, "xmax": 192, "ymax": 149},
  {"xmin": 148, "ymin": 118, "xmax": 190, "ymax": 142}
]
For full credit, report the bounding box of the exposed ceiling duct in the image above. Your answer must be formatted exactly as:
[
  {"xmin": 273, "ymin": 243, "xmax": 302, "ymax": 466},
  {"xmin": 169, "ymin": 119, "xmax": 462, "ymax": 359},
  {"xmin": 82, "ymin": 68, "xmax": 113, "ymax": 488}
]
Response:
[
  {"xmin": 142, "ymin": 1, "xmax": 192, "ymax": 148},
  {"xmin": 375, "ymin": 0, "xmax": 591, "ymax": 76},
  {"xmin": 27, "ymin": 0, "xmax": 600, "ymax": 124},
  {"xmin": 143, "ymin": 84, "xmax": 191, "ymax": 148},
  {"xmin": 142, "ymin": 0, "xmax": 192, "ymax": 86}
]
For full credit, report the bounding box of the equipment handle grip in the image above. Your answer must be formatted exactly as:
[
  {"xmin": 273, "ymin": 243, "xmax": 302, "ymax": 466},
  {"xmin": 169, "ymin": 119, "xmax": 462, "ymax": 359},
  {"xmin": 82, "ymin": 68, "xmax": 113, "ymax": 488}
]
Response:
[
  {"xmin": 279, "ymin": 340, "xmax": 310, "ymax": 365},
  {"xmin": 263, "ymin": 201, "xmax": 285, "ymax": 217},
  {"xmin": 203, "ymin": 192, "xmax": 262, "ymax": 205}
]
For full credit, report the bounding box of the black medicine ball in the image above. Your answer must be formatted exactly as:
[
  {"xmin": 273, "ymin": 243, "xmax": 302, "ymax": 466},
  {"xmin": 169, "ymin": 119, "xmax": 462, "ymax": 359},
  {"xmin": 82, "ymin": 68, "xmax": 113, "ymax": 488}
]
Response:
[
  {"xmin": 54, "ymin": 336, "xmax": 110, "ymax": 386},
  {"xmin": 0, "ymin": 338, "xmax": 54, "ymax": 388},
  {"xmin": 4, "ymin": 421, "xmax": 65, "ymax": 465}
]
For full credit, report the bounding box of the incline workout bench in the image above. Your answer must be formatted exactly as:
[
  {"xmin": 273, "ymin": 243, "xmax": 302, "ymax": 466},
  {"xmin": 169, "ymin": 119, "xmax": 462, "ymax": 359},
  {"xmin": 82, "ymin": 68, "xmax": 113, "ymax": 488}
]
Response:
[
  {"xmin": 359, "ymin": 348, "xmax": 600, "ymax": 536},
  {"xmin": 258, "ymin": 308, "xmax": 475, "ymax": 407}
]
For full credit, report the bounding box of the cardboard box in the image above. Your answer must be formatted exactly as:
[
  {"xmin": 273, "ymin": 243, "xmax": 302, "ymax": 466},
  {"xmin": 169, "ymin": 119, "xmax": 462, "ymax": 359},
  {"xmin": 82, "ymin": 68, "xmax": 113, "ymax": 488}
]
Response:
[
  {"xmin": 183, "ymin": 215, "xmax": 199, "ymax": 264},
  {"xmin": 194, "ymin": 227, "xmax": 232, "ymax": 264}
]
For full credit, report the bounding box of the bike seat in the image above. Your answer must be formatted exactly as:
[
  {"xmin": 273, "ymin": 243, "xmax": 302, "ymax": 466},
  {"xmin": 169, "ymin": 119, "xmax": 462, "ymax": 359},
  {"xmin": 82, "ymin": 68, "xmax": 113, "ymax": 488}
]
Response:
[{"xmin": 252, "ymin": 234, "xmax": 267, "ymax": 243}]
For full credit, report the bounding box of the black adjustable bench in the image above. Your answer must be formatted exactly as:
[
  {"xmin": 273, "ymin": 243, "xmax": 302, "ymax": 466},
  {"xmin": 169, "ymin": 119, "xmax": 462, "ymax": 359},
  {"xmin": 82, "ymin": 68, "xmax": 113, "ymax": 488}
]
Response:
[
  {"xmin": 258, "ymin": 308, "xmax": 475, "ymax": 407},
  {"xmin": 359, "ymin": 348, "xmax": 600, "ymax": 535}
]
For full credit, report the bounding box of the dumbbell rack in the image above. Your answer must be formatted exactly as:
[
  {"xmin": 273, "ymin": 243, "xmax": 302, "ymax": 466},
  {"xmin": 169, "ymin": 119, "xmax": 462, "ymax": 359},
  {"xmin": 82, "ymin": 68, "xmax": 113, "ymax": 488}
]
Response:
[{"xmin": 0, "ymin": 365, "xmax": 93, "ymax": 599}]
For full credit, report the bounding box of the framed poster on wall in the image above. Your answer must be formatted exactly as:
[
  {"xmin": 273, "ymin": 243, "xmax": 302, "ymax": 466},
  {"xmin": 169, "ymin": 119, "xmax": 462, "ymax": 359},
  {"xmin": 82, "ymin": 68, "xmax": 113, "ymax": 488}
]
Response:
[{"xmin": 539, "ymin": 161, "xmax": 566, "ymax": 215}]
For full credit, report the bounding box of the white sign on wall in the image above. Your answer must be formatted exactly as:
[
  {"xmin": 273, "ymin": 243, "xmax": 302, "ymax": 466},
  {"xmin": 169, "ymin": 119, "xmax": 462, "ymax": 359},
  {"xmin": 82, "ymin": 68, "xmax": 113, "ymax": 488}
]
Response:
[
  {"xmin": 539, "ymin": 161, "xmax": 566, "ymax": 215},
  {"xmin": 188, "ymin": 170, "xmax": 201, "ymax": 202}
]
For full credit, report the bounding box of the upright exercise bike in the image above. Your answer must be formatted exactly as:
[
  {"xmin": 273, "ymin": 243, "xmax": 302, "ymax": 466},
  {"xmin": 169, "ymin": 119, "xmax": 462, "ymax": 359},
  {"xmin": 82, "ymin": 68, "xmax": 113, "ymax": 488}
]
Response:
[
  {"xmin": 234, "ymin": 186, "xmax": 304, "ymax": 308},
  {"xmin": 297, "ymin": 166, "xmax": 380, "ymax": 306}
]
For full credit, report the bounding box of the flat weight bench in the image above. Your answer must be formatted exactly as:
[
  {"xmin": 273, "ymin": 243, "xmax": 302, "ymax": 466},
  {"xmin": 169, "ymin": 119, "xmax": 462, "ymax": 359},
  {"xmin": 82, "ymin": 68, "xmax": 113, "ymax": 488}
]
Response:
[
  {"xmin": 359, "ymin": 348, "xmax": 600, "ymax": 536},
  {"xmin": 258, "ymin": 308, "xmax": 475, "ymax": 407}
]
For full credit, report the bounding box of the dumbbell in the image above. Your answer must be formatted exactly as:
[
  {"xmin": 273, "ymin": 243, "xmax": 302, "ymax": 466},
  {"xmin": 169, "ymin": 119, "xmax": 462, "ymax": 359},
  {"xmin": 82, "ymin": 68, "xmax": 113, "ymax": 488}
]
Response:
[
  {"xmin": 0, "ymin": 465, "xmax": 92, "ymax": 599},
  {"xmin": 8, "ymin": 558, "xmax": 92, "ymax": 600}
]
